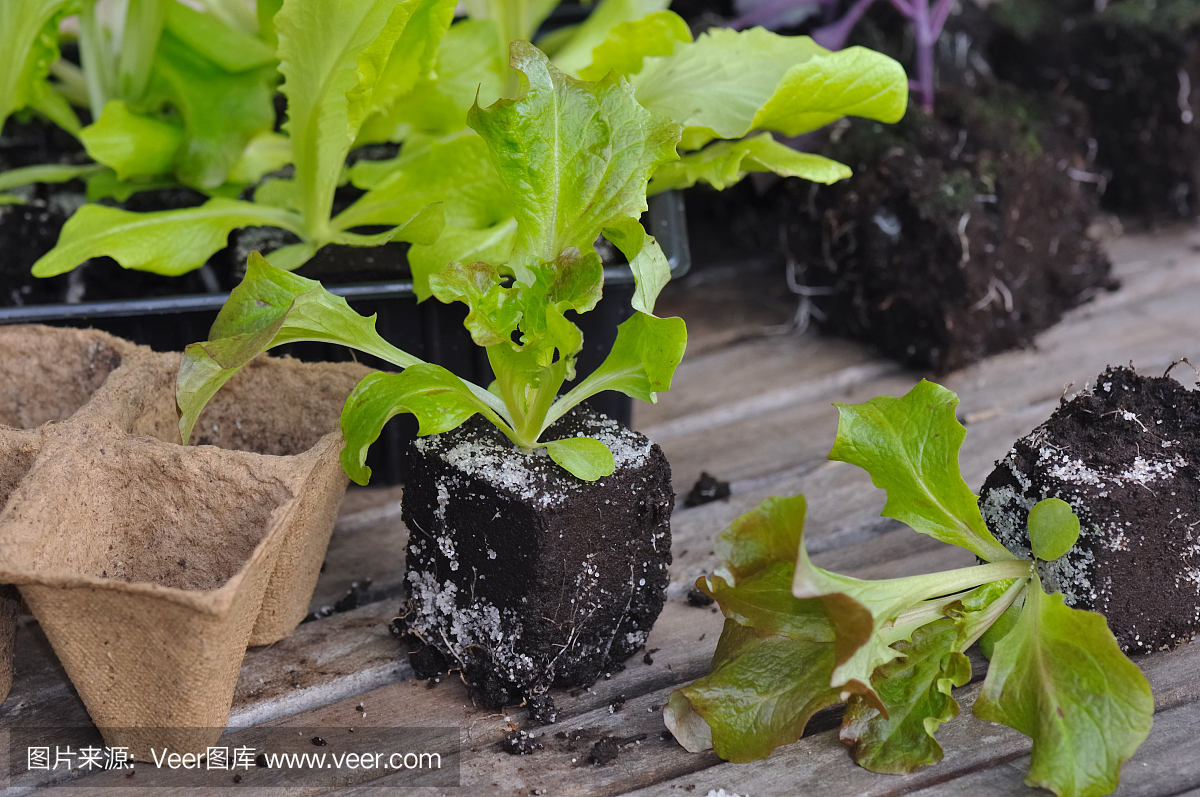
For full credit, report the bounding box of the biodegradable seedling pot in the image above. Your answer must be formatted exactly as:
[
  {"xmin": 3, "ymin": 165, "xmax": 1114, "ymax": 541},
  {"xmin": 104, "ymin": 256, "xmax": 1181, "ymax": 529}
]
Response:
[
  {"xmin": 397, "ymin": 407, "xmax": 674, "ymax": 723},
  {"xmin": 979, "ymin": 365, "xmax": 1200, "ymax": 653},
  {"xmin": 0, "ymin": 325, "xmax": 369, "ymax": 758}
]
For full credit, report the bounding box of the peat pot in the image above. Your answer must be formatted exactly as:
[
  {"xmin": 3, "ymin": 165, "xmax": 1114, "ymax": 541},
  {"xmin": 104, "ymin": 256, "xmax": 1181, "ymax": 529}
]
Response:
[
  {"xmin": 397, "ymin": 407, "xmax": 674, "ymax": 723},
  {"xmin": 0, "ymin": 324, "xmax": 368, "ymax": 758}
]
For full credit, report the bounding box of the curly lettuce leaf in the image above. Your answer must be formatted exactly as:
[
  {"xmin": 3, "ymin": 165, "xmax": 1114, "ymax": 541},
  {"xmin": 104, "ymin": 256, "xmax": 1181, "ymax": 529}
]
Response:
[
  {"xmin": 467, "ymin": 41, "xmax": 681, "ymax": 282},
  {"xmin": 177, "ymin": 253, "xmax": 425, "ymax": 442},
  {"xmin": 840, "ymin": 618, "xmax": 972, "ymax": 774},
  {"xmin": 0, "ymin": 0, "xmax": 78, "ymax": 134},
  {"xmin": 276, "ymin": 0, "xmax": 454, "ymax": 236},
  {"xmin": 648, "ymin": 132, "xmax": 852, "ymax": 194},
  {"xmin": 974, "ymin": 577, "xmax": 1154, "ymax": 797},
  {"xmin": 630, "ymin": 28, "xmax": 907, "ymax": 150},
  {"xmin": 355, "ymin": 19, "xmax": 503, "ymax": 144},
  {"xmin": 602, "ymin": 216, "xmax": 670, "ymax": 316},
  {"xmin": 828, "ymin": 379, "xmax": 1015, "ymax": 563}
]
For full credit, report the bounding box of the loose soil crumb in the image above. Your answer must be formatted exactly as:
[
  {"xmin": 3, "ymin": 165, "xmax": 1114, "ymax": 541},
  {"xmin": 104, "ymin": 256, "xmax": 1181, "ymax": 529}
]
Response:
[
  {"xmin": 684, "ymin": 472, "xmax": 732, "ymax": 507},
  {"xmin": 589, "ymin": 737, "xmax": 621, "ymax": 765},
  {"xmin": 979, "ymin": 365, "xmax": 1200, "ymax": 651}
]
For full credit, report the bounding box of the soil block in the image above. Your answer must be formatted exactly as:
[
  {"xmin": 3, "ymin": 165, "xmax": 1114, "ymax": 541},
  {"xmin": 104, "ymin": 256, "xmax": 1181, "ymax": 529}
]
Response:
[
  {"xmin": 782, "ymin": 85, "xmax": 1113, "ymax": 372},
  {"xmin": 987, "ymin": 0, "xmax": 1200, "ymax": 220},
  {"xmin": 397, "ymin": 407, "xmax": 674, "ymax": 722},
  {"xmin": 979, "ymin": 365, "xmax": 1200, "ymax": 652}
]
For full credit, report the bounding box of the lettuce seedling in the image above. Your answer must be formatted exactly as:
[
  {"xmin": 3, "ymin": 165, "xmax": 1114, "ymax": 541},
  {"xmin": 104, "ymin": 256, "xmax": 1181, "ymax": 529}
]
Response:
[
  {"xmin": 349, "ymin": 10, "xmax": 910, "ymax": 295},
  {"xmin": 0, "ymin": 0, "xmax": 81, "ymax": 138},
  {"xmin": 177, "ymin": 44, "xmax": 688, "ymax": 482},
  {"xmin": 665, "ymin": 380, "xmax": 1154, "ymax": 797},
  {"xmin": 28, "ymin": 0, "xmax": 458, "ymax": 279}
]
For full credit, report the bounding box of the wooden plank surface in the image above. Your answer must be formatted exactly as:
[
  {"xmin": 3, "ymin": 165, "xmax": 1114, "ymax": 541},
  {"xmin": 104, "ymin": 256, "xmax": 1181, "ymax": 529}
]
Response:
[{"xmin": 6, "ymin": 223, "xmax": 1200, "ymax": 795}]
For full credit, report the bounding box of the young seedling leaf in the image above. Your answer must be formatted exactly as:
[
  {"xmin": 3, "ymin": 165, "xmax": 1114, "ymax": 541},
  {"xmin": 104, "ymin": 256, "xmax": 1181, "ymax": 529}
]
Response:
[
  {"xmin": 0, "ymin": 0, "xmax": 76, "ymax": 134},
  {"xmin": 146, "ymin": 30, "xmax": 279, "ymax": 189},
  {"xmin": 549, "ymin": 0, "xmax": 674, "ymax": 76},
  {"xmin": 545, "ymin": 312, "xmax": 686, "ymax": 430},
  {"xmin": 467, "ymin": 41, "xmax": 681, "ymax": 279},
  {"xmin": 545, "ymin": 436, "xmax": 616, "ymax": 481},
  {"xmin": 79, "ymin": 101, "xmax": 185, "ymax": 181},
  {"xmin": 576, "ymin": 9, "xmax": 692, "ymax": 81},
  {"xmin": 177, "ymin": 253, "xmax": 426, "ymax": 444},
  {"xmin": 630, "ymin": 29, "xmax": 907, "ymax": 149},
  {"xmin": 0, "ymin": 163, "xmax": 106, "ymax": 194},
  {"xmin": 340, "ymin": 365, "xmax": 512, "ymax": 485},
  {"xmin": 428, "ymin": 260, "xmax": 522, "ymax": 347},
  {"xmin": 648, "ymin": 133, "xmax": 852, "ymax": 194},
  {"xmin": 1028, "ymin": 498, "xmax": 1081, "ymax": 562},
  {"xmin": 31, "ymin": 199, "xmax": 305, "ymax": 278},
  {"xmin": 665, "ymin": 492, "xmax": 873, "ymax": 761},
  {"xmin": 829, "ymin": 379, "xmax": 1014, "ymax": 562},
  {"xmin": 603, "ymin": 218, "xmax": 670, "ymax": 315},
  {"xmin": 974, "ymin": 577, "xmax": 1154, "ymax": 797},
  {"xmin": 840, "ymin": 618, "xmax": 972, "ymax": 774}
]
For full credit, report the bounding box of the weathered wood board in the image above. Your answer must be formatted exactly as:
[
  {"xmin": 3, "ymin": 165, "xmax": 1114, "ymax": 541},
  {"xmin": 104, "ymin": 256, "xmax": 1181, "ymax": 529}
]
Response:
[{"xmin": 5, "ymin": 223, "xmax": 1200, "ymax": 795}]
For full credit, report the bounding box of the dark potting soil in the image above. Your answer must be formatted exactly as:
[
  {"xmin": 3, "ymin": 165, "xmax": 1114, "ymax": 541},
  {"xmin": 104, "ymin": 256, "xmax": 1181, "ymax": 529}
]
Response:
[
  {"xmin": 979, "ymin": 365, "xmax": 1200, "ymax": 652},
  {"xmin": 691, "ymin": 84, "xmax": 1114, "ymax": 373},
  {"xmin": 396, "ymin": 406, "xmax": 674, "ymax": 723},
  {"xmin": 987, "ymin": 2, "xmax": 1200, "ymax": 220}
]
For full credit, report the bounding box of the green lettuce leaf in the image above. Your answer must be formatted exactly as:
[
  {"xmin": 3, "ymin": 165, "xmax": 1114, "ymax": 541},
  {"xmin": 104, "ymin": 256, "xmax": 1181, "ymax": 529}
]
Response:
[
  {"xmin": 974, "ymin": 577, "xmax": 1154, "ymax": 797},
  {"xmin": 79, "ymin": 101, "xmax": 184, "ymax": 181},
  {"xmin": 30, "ymin": 198, "xmax": 305, "ymax": 278},
  {"xmin": 840, "ymin": 618, "xmax": 972, "ymax": 774},
  {"xmin": 355, "ymin": 20, "xmax": 503, "ymax": 144},
  {"xmin": 162, "ymin": 0, "xmax": 276, "ymax": 73},
  {"xmin": 177, "ymin": 253, "xmax": 423, "ymax": 442},
  {"xmin": 340, "ymin": 365, "xmax": 512, "ymax": 484},
  {"xmin": 145, "ymin": 29, "xmax": 278, "ymax": 189},
  {"xmin": 630, "ymin": 28, "xmax": 908, "ymax": 150},
  {"xmin": 1028, "ymin": 498, "xmax": 1081, "ymax": 562},
  {"xmin": 0, "ymin": 0, "xmax": 78, "ymax": 134},
  {"xmin": 0, "ymin": 163, "xmax": 105, "ymax": 193},
  {"xmin": 276, "ymin": 0, "xmax": 452, "ymax": 237},
  {"xmin": 603, "ymin": 216, "xmax": 670, "ymax": 316},
  {"xmin": 648, "ymin": 133, "xmax": 852, "ymax": 194},
  {"xmin": 828, "ymin": 379, "xmax": 1015, "ymax": 563},
  {"xmin": 547, "ymin": 311, "xmax": 686, "ymax": 429},
  {"xmin": 545, "ymin": 436, "xmax": 615, "ymax": 481},
  {"xmin": 576, "ymin": 10, "xmax": 692, "ymax": 82},
  {"xmin": 428, "ymin": 260, "xmax": 522, "ymax": 346},
  {"xmin": 467, "ymin": 41, "xmax": 681, "ymax": 281},
  {"xmin": 226, "ymin": 131, "xmax": 293, "ymax": 185},
  {"xmin": 547, "ymin": 0, "xmax": 672, "ymax": 77}
]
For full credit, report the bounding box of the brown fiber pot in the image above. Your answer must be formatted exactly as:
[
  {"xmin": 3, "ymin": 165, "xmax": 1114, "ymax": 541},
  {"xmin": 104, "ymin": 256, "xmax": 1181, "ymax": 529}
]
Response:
[{"xmin": 0, "ymin": 325, "xmax": 370, "ymax": 759}]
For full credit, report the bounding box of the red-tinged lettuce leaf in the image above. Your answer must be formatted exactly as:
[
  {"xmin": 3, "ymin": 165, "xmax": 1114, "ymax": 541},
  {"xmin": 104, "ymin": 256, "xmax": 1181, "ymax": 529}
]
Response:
[
  {"xmin": 666, "ymin": 619, "xmax": 842, "ymax": 762},
  {"xmin": 828, "ymin": 379, "xmax": 1015, "ymax": 563},
  {"xmin": 428, "ymin": 260, "xmax": 522, "ymax": 347},
  {"xmin": 664, "ymin": 494, "xmax": 874, "ymax": 760},
  {"xmin": 840, "ymin": 618, "xmax": 972, "ymax": 774},
  {"xmin": 974, "ymin": 577, "xmax": 1154, "ymax": 797},
  {"xmin": 340, "ymin": 365, "xmax": 515, "ymax": 485}
]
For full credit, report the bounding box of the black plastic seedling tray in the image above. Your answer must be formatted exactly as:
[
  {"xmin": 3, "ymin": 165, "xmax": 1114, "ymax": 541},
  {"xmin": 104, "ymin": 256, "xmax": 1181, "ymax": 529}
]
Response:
[{"xmin": 0, "ymin": 192, "xmax": 690, "ymax": 485}]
